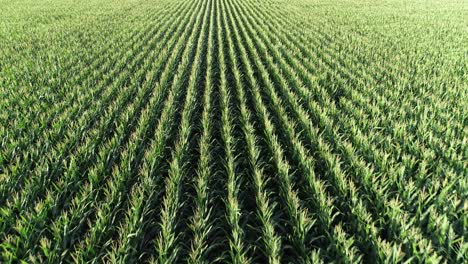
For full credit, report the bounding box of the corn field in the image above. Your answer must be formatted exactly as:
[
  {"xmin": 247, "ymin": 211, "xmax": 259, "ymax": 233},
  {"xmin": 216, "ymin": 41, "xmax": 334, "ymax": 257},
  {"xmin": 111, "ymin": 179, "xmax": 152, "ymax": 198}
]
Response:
[{"xmin": 0, "ymin": 0, "xmax": 467, "ymax": 263}]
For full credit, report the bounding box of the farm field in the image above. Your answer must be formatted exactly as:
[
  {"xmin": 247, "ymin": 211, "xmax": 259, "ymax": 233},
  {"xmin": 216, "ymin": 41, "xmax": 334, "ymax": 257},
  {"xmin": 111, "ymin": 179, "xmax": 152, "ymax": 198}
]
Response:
[{"xmin": 0, "ymin": 0, "xmax": 467, "ymax": 262}]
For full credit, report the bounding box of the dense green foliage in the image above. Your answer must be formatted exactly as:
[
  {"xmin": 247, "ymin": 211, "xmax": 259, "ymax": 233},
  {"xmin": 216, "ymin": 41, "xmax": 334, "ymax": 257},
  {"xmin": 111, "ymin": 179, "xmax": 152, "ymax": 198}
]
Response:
[{"xmin": 0, "ymin": 0, "xmax": 466, "ymax": 262}]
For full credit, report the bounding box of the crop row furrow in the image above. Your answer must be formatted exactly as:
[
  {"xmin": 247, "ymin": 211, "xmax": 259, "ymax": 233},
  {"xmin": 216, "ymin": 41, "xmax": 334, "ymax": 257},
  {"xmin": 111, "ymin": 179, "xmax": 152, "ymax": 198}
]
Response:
[{"xmin": 187, "ymin": 1, "xmax": 217, "ymax": 261}]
